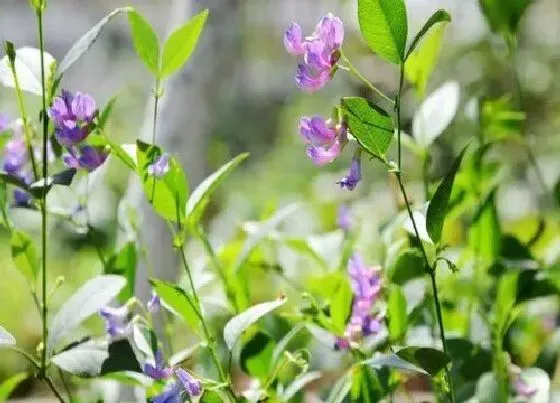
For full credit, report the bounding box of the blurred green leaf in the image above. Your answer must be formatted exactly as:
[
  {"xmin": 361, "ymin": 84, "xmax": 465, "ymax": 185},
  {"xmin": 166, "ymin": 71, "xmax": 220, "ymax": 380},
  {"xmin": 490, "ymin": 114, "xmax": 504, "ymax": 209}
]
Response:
[
  {"xmin": 357, "ymin": 0, "xmax": 408, "ymax": 63},
  {"xmin": 185, "ymin": 152, "xmax": 249, "ymax": 227},
  {"xmin": 470, "ymin": 190, "xmax": 501, "ymax": 263},
  {"xmin": 535, "ymin": 329, "xmax": 560, "ymax": 377},
  {"xmin": 240, "ymin": 331, "xmax": 275, "ymax": 381},
  {"xmin": 350, "ymin": 364, "xmax": 383, "ymax": 402},
  {"xmin": 136, "ymin": 140, "xmax": 188, "ymax": 223},
  {"xmin": 100, "ymin": 371, "xmax": 153, "ymax": 387},
  {"xmin": 51, "ymin": 342, "xmax": 108, "ymax": 377},
  {"xmin": 0, "ymin": 325, "xmax": 16, "ymax": 346},
  {"xmin": 98, "ymin": 95, "xmax": 118, "ymax": 129},
  {"xmin": 223, "ymin": 297, "xmax": 286, "ymax": 350},
  {"xmin": 426, "ymin": 146, "xmax": 468, "ymax": 244},
  {"xmin": 494, "ymin": 272, "xmax": 519, "ymax": 338},
  {"xmin": 281, "ymin": 371, "xmax": 322, "ymax": 401},
  {"xmin": 363, "ymin": 352, "xmax": 427, "ymax": 375},
  {"xmin": 386, "ymin": 285, "xmax": 407, "ymax": 342},
  {"xmin": 396, "ymin": 346, "xmax": 451, "ymax": 376},
  {"xmin": 149, "ymin": 278, "xmax": 199, "ymax": 331},
  {"xmin": 200, "ymin": 390, "xmax": 225, "ymax": 403},
  {"xmin": 105, "ymin": 242, "xmax": 137, "ymax": 303},
  {"xmin": 387, "ymin": 248, "xmax": 424, "ymax": 284},
  {"xmin": 127, "ymin": 10, "xmax": 160, "ymax": 74},
  {"xmin": 325, "ymin": 371, "xmax": 351, "ymax": 403},
  {"xmin": 330, "ymin": 276, "xmax": 352, "ymax": 335},
  {"xmin": 59, "ymin": 8, "xmax": 132, "ymax": 74},
  {"xmin": 479, "ymin": 0, "xmax": 533, "ymax": 35},
  {"xmin": 160, "ymin": 9, "xmax": 208, "ymax": 78},
  {"xmin": 340, "ymin": 97, "xmax": 394, "ymax": 157},
  {"xmin": 272, "ymin": 323, "xmax": 305, "ymax": 364},
  {"xmin": 100, "ymin": 339, "xmax": 142, "ymax": 375},
  {"xmin": 0, "ymin": 372, "xmax": 27, "ymax": 400},
  {"xmin": 405, "ymin": 19, "xmax": 449, "ymax": 98},
  {"xmin": 406, "ymin": 10, "xmax": 451, "ymax": 59},
  {"xmin": 47, "ymin": 275, "xmax": 126, "ymax": 353},
  {"xmin": 10, "ymin": 230, "xmax": 38, "ymax": 283},
  {"xmin": 475, "ymin": 372, "xmax": 500, "ymax": 403}
]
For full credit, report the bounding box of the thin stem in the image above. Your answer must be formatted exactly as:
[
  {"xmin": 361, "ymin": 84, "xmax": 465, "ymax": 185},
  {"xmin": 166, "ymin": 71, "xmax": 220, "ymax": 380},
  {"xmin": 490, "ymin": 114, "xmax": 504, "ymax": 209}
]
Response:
[
  {"xmin": 58, "ymin": 368, "xmax": 73, "ymax": 402},
  {"xmin": 37, "ymin": 8, "xmax": 49, "ymax": 379},
  {"xmin": 396, "ymin": 64, "xmax": 405, "ymax": 170},
  {"xmin": 178, "ymin": 247, "xmax": 236, "ymax": 401},
  {"xmin": 8, "ymin": 346, "xmax": 40, "ymax": 368},
  {"xmin": 194, "ymin": 226, "xmax": 238, "ymax": 313},
  {"xmin": 152, "ymin": 77, "xmax": 161, "ymax": 145},
  {"xmin": 8, "ymin": 59, "xmax": 39, "ymax": 181},
  {"xmin": 341, "ymin": 54, "xmax": 395, "ymax": 105},
  {"xmin": 44, "ymin": 375, "xmax": 66, "ymax": 403}
]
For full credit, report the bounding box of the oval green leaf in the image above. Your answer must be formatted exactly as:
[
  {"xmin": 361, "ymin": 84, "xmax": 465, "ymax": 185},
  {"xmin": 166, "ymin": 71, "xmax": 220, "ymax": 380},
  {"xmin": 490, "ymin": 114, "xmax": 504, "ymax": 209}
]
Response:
[
  {"xmin": 386, "ymin": 285, "xmax": 407, "ymax": 342},
  {"xmin": 0, "ymin": 372, "xmax": 28, "ymax": 401},
  {"xmin": 10, "ymin": 230, "xmax": 38, "ymax": 283},
  {"xmin": 51, "ymin": 342, "xmax": 109, "ymax": 377},
  {"xmin": 149, "ymin": 278, "xmax": 200, "ymax": 331},
  {"xmin": 127, "ymin": 10, "xmax": 160, "ymax": 74},
  {"xmin": 406, "ymin": 9, "xmax": 451, "ymax": 59},
  {"xmin": 396, "ymin": 346, "xmax": 451, "ymax": 376}
]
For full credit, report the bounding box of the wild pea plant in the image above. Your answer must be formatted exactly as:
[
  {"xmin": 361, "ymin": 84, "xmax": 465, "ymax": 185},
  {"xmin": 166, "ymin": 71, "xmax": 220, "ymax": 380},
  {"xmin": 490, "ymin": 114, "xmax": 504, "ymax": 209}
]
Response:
[{"xmin": 0, "ymin": 0, "xmax": 558, "ymax": 402}]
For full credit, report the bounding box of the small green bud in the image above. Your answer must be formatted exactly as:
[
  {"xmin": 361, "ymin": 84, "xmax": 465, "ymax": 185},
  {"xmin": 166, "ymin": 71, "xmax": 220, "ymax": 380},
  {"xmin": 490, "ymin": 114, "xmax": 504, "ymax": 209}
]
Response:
[{"xmin": 30, "ymin": 0, "xmax": 46, "ymax": 12}]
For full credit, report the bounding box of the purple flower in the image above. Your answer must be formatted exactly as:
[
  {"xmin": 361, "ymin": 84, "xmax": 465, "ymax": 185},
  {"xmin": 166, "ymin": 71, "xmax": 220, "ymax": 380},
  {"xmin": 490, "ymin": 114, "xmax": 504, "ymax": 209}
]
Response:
[
  {"xmin": 2, "ymin": 137, "xmax": 27, "ymax": 174},
  {"xmin": 147, "ymin": 154, "xmax": 170, "ymax": 178},
  {"xmin": 13, "ymin": 188, "xmax": 32, "ymax": 207},
  {"xmin": 0, "ymin": 114, "xmax": 9, "ymax": 131},
  {"xmin": 49, "ymin": 90, "xmax": 97, "ymax": 147},
  {"xmin": 338, "ymin": 154, "xmax": 362, "ymax": 191},
  {"xmin": 147, "ymin": 292, "xmax": 161, "ymax": 313},
  {"xmin": 513, "ymin": 375, "xmax": 537, "ymax": 398},
  {"xmin": 299, "ymin": 116, "xmax": 346, "ymax": 165},
  {"xmin": 99, "ymin": 305, "xmax": 131, "ymax": 338},
  {"xmin": 63, "ymin": 145, "xmax": 109, "ymax": 172},
  {"xmin": 151, "ymin": 369, "xmax": 202, "ymax": 403},
  {"xmin": 285, "ymin": 13, "xmax": 344, "ymax": 92},
  {"xmin": 144, "ymin": 349, "xmax": 173, "ymax": 380},
  {"xmin": 337, "ymin": 204, "xmax": 351, "ymax": 231}
]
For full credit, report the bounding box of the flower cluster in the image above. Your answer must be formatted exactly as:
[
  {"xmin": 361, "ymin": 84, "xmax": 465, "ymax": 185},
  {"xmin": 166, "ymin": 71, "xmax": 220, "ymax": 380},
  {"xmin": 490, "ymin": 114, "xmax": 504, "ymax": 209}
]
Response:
[
  {"xmin": 335, "ymin": 253, "xmax": 382, "ymax": 350},
  {"xmin": 147, "ymin": 153, "xmax": 170, "ymax": 178},
  {"xmin": 299, "ymin": 116, "xmax": 347, "ymax": 165},
  {"xmin": 48, "ymin": 90, "xmax": 108, "ymax": 172},
  {"xmin": 284, "ymin": 13, "xmax": 344, "ymax": 92},
  {"xmin": 148, "ymin": 356, "xmax": 202, "ymax": 403}
]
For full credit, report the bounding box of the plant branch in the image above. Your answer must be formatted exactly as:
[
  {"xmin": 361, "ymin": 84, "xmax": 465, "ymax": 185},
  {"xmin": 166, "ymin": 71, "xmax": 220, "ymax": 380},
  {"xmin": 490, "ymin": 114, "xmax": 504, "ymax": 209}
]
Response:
[{"xmin": 341, "ymin": 54, "xmax": 395, "ymax": 105}]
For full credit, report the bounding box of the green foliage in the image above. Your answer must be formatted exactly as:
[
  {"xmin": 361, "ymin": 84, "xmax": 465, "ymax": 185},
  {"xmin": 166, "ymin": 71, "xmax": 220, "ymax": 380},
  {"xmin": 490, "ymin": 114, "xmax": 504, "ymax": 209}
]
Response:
[
  {"xmin": 396, "ymin": 346, "xmax": 451, "ymax": 376},
  {"xmin": 350, "ymin": 364, "xmax": 383, "ymax": 402},
  {"xmin": 340, "ymin": 97, "xmax": 394, "ymax": 158},
  {"xmin": 10, "ymin": 230, "xmax": 38, "ymax": 283},
  {"xmin": 149, "ymin": 279, "xmax": 200, "ymax": 331},
  {"xmin": 100, "ymin": 339, "xmax": 142, "ymax": 375},
  {"xmin": 0, "ymin": 372, "xmax": 27, "ymax": 400},
  {"xmin": 240, "ymin": 331, "xmax": 275, "ymax": 381},
  {"xmin": 426, "ymin": 146, "xmax": 468, "ymax": 244},
  {"xmin": 127, "ymin": 10, "xmax": 160, "ymax": 74},
  {"xmin": 479, "ymin": 0, "xmax": 533, "ymax": 35},
  {"xmin": 386, "ymin": 285, "xmax": 407, "ymax": 342},
  {"xmin": 406, "ymin": 10, "xmax": 451, "ymax": 59},
  {"xmin": 330, "ymin": 276, "xmax": 353, "ymax": 335},
  {"xmin": 51, "ymin": 342, "xmax": 108, "ymax": 377},
  {"xmin": 160, "ymin": 9, "xmax": 208, "ymax": 78},
  {"xmin": 357, "ymin": 0, "xmax": 408, "ymax": 64},
  {"xmin": 0, "ymin": 325, "xmax": 15, "ymax": 346},
  {"xmin": 105, "ymin": 242, "xmax": 137, "ymax": 303},
  {"xmin": 387, "ymin": 247, "xmax": 424, "ymax": 284}
]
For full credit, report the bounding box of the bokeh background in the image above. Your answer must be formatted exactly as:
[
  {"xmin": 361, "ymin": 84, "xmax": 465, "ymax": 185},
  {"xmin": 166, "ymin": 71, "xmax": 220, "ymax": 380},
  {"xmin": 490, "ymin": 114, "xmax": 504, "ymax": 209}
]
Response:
[{"xmin": 1, "ymin": 0, "xmax": 559, "ymax": 400}]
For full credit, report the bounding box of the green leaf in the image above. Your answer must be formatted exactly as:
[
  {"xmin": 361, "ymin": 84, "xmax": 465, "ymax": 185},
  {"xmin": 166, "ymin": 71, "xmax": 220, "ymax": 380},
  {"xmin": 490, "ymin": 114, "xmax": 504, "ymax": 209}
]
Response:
[
  {"xmin": 100, "ymin": 339, "xmax": 142, "ymax": 375},
  {"xmin": 47, "ymin": 275, "xmax": 126, "ymax": 353},
  {"xmin": 160, "ymin": 9, "xmax": 208, "ymax": 78},
  {"xmin": 240, "ymin": 331, "xmax": 275, "ymax": 381},
  {"xmin": 387, "ymin": 248, "xmax": 424, "ymax": 284},
  {"xmin": 396, "ymin": 346, "xmax": 451, "ymax": 377},
  {"xmin": 271, "ymin": 323, "xmax": 305, "ymax": 364},
  {"xmin": 0, "ymin": 47, "xmax": 56, "ymax": 96},
  {"xmin": 325, "ymin": 371, "xmax": 352, "ymax": 403},
  {"xmin": 406, "ymin": 10, "xmax": 451, "ymax": 59},
  {"xmin": 426, "ymin": 146, "xmax": 468, "ymax": 244},
  {"xmin": 27, "ymin": 169, "xmax": 77, "ymax": 199},
  {"xmin": 364, "ymin": 352, "xmax": 427, "ymax": 375},
  {"xmin": 223, "ymin": 297, "xmax": 286, "ymax": 350},
  {"xmin": 127, "ymin": 10, "xmax": 160, "ymax": 74},
  {"xmin": 386, "ymin": 285, "xmax": 407, "ymax": 342},
  {"xmin": 200, "ymin": 390, "xmax": 225, "ymax": 403},
  {"xmin": 350, "ymin": 364, "xmax": 383, "ymax": 403},
  {"xmin": 98, "ymin": 96, "xmax": 118, "ymax": 129},
  {"xmin": 149, "ymin": 279, "xmax": 199, "ymax": 330},
  {"xmin": 0, "ymin": 325, "xmax": 16, "ymax": 346},
  {"xmin": 100, "ymin": 371, "xmax": 153, "ymax": 387},
  {"xmin": 479, "ymin": 0, "xmax": 533, "ymax": 35},
  {"xmin": 404, "ymin": 18, "xmax": 449, "ymax": 98},
  {"xmin": 475, "ymin": 372, "xmax": 500, "ymax": 403},
  {"xmin": 494, "ymin": 272, "xmax": 519, "ymax": 337},
  {"xmin": 357, "ymin": 0, "xmax": 408, "ymax": 63},
  {"xmin": 0, "ymin": 372, "xmax": 27, "ymax": 400},
  {"xmin": 59, "ymin": 8, "xmax": 132, "ymax": 74},
  {"xmin": 10, "ymin": 230, "xmax": 38, "ymax": 283},
  {"xmin": 185, "ymin": 153, "xmax": 249, "ymax": 226},
  {"xmin": 51, "ymin": 342, "xmax": 109, "ymax": 377},
  {"xmin": 340, "ymin": 97, "xmax": 394, "ymax": 157},
  {"xmin": 105, "ymin": 242, "xmax": 137, "ymax": 303},
  {"xmin": 330, "ymin": 276, "xmax": 353, "ymax": 335},
  {"xmin": 136, "ymin": 141, "xmax": 188, "ymax": 223},
  {"xmin": 282, "ymin": 371, "xmax": 322, "ymax": 401}
]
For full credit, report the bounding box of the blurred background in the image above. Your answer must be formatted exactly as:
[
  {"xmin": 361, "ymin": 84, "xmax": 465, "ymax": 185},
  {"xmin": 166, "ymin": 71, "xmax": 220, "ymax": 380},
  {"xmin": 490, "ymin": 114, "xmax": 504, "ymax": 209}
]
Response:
[{"xmin": 0, "ymin": 0, "xmax": 559, "ymax": 400}]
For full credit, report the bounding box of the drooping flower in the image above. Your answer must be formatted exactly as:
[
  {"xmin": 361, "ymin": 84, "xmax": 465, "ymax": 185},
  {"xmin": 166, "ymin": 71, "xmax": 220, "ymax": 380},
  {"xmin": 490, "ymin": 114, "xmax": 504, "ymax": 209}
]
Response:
[
  {"xmin": 284, "ymin": 13, "xmax": 344, "ymax": 92},
  {"xmin": 99, "ymin": 305, "xmax": 131, "ymax": 338},
  {"xmin": 144, "ymin": 349, "xmax": 173, "ymax": 380},
  {"xmin": 338, "ymin": 153, "xmax": 362, "ymax": 191},
  {"xmin": 299, "ymin": 116, "xmax": 346, "ymax": 165},
  {"xmin": 147, "ymin": 292, "xmax": 161, "ymax": 313},
  {"xmin": 336, "ymin": 253, "xmax": 382, "ymax": 349},
  {"xmin": 151, "ymin": 369, "xmax": 202, "ymax": 403},
  {"xmin": 147, "ymin": 154, "xmax": 170, "ymax": 178},
  {"xmin": 49, "ymin": 90, "xmax": 97, "ymax": 147},
  {"xmin": 337, "ymin": 204, "xmax": 351, "ymax": 232}
]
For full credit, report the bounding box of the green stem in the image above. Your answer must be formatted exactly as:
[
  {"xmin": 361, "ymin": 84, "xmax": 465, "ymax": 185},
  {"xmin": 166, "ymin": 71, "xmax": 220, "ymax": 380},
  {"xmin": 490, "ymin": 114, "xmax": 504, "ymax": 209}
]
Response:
[
  {"xmin": 396, "ymin": 64, "xmax": 405, "ymax": 170},
  {"xmin": 195, "ymin": 226, "xmax": 238, "ymax": 313},
  {"xmin": 37, "ymin": 8, "xmax": 49, "ymax": 380},
  {"xmin": 341, "ymin": 54, "xmax": 395, "ymax": 105},
  {"xmin": 152, "ymin": 77, "xmax": 161, "ymax": 145},
  {"xmin": 44, "ymin": 375, "xmax": 67, "ymax": 403},
  {"xmin": 492, "ymin": 331, "xmax": 509, "ymax": 403},
  {"xmin": 178, "ymin": 247, "xmax": 236, "ymax": 402},
  {"xmin": 7, "ymin": 58, "xmax": 39, "ymax": 181},
  {"xmin": 58, "ymin": 368, "xmax": 73, "ymax": 403}
]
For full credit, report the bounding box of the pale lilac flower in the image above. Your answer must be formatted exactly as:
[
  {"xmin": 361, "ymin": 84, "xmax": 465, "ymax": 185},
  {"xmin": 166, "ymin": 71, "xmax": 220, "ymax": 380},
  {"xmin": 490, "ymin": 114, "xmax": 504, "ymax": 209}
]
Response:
[
  {"xmin": 147, "ymin": 292, "xmax": 161, "ymax": 313},
  {"xmin": 514, "ymin": 376, "xmax": 537, "ymax": 398},
  {"xmin": 0, "ymin": 114, "xmax": 9, "ymax": 131},
  {"xmin": 3, "ymin": 137, "xmax": 27, "ymax": 174},
  {"xmin": 49, "ymin": 90, "xmax": 97, "ymax": 147},
  {"xmin": 144, "ymin": 349, "xmax": 173, "ymax": 380},
  {"xmin": 299, "ymin": 116, "xmax": 346, "ymax": 165},
  {"xmin": 337, "ymin": 204, "xmax": 351, "ymax": 231},
  {"xmin": 152, "ymin": 369, "xmax": 202, "ymax": 403},
  {"xmin": 99, "ymin": 305, "xmax": 131, "ymax": 338},
  {"xmin": 285, "ymin": 13, "xmax": 344, "ymax": 92},
  {"xmin": 338, "ymin": 154, "xmax": 362, "ymax": 191},
  {"xmin": 147, "ymin": 154, "xmax": 170, "ymax": 178}
]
